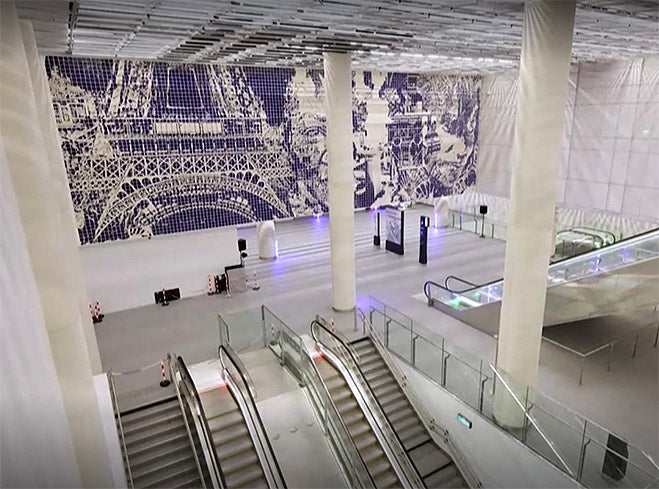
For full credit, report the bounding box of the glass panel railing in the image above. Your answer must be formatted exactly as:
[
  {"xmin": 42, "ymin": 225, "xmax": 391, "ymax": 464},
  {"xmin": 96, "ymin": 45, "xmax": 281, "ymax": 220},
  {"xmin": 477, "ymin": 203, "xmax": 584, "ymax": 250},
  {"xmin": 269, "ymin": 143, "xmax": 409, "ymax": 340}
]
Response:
[
  {"xmin": 364, "ymin": 296, "xmax": 659, "ymax": 489},
  {"xmin": 220, "ymin": 305, "xmax": 375, "ymax": 489},
  {"xmin": 426, "ymin": 229, "xmax": 659, "ymax": 310}
]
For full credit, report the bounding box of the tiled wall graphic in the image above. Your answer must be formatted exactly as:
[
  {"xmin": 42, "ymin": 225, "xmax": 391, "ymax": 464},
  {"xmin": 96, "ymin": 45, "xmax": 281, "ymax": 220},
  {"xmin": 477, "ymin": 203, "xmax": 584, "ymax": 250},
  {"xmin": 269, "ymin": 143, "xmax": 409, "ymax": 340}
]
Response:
[{"xmin": 46, "ymin": 57, "xmax": 479, "ymax": 244}]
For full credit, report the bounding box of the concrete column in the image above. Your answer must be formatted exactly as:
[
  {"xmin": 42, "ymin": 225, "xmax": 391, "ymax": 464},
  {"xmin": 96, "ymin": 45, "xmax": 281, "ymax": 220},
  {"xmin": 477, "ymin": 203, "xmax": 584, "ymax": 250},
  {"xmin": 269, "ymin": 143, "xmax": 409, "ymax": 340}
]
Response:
[
  {"xmin": 324, "ymin": 52, "xmax": 356, "ymax": 311},
  {"xmin": 19, "ymin": 20, "xmax": 103, "ymax": 374},
  {"xmin": 0, "ymin": 3, "xmax": 114, "ymax": 486},
  {"xmin": 257, "ymin": 220, "xmax": 277, "ymax": 259},
  {"xmin": 494, "ymin": 1, "xmax": 576, "ymax": 425}
]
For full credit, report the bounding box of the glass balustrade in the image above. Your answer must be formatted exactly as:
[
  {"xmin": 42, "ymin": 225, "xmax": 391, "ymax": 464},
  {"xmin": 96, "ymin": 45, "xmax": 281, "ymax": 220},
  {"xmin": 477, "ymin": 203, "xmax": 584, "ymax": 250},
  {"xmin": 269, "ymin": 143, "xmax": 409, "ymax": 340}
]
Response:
[{"xmin": 365, "ymin": 296, "xmax": 659, "ymax": 489}]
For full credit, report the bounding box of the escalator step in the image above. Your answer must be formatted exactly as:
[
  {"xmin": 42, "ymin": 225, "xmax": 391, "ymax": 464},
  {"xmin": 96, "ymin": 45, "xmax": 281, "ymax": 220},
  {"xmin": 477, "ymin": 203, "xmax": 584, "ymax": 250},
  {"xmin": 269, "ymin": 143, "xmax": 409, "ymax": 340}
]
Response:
[{"xmin": 409, "ymin": 441, "xmax": 451, "ymax": 478}]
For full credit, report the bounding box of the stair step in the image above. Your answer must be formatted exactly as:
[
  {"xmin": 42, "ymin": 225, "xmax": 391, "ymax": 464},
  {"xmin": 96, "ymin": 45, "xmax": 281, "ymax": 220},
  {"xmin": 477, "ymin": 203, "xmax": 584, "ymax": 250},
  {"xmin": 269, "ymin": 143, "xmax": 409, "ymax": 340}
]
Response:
[
  {"xmin": 123, "ymin": 413, "xmax": 184, "ymax": 442},
  {"xmin": 225, "ymin": 464, "xmax": 267, "ymax": 488},
  {"xmin": 208, "ymin": 409, "xmax": 243, "ymax": 432},
  {"xmin": 121, "ymin": 399, "xmax": 179, "ymax": 426},
  {"xmin": 132, "ymin": 452, "xmax": 194, "ymax": 482},
  {"xmin": 214, "ymin": 423, "xmax": 249, "ymax": 447},
  {"xmin": 215, "ymin": 432, "xmax": 255, "ymax": 460},
  {"xmin": 174, "ymin": 476, "xmax": 202, "ymax": 488},
  {"xmin": 139, "ymin": 461, "xmax": 198, "ymax": 489},
  {"xmin": 409, "ymin": 441, "xmax": 451, "ymax": 478},
  {"xmin": 125, "ymin": 424, "xmax": 187, "ymax": 451},
  {"xmin": 424, "ymin": 464, "xmax": 464, "ymax": 488},
  {"xmin": 373, "ymin": 469, "xmax": 399, "ymax": 489},
  {"xmin": 223, "ymin": 449, "xmax": 259, "ymax": 476},
  {"xmin": 127, "ymin": 436, "xmax": 192, "ymax": 471}
]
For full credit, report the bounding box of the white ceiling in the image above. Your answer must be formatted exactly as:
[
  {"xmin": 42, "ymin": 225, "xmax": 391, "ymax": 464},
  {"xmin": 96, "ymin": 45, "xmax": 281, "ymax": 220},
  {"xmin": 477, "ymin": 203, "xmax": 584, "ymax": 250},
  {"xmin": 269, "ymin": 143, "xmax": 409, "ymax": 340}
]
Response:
[{"xmin": 16, "ymin": 0, "xmax": 659, "ymax": 74}]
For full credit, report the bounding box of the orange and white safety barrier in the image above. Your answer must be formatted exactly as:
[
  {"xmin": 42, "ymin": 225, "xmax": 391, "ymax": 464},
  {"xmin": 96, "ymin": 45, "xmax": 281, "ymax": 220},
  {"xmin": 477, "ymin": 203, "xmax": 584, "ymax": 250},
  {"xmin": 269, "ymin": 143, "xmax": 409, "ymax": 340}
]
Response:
[
  {"xmin": 226, "ymin": 273, "xmax": 231, "ymax": 298},
  {"xmin": 159, "ymin": 360, "xmax": 170, "ymax": 387},
  {"xmin": 207, "ymin": 274, "xmax": 214, "ymax": 295},
  {"xmin": 161, "ymin": 288, "xmax": 169, "ymax": 306},
  {"xmin": 252, "ymin": 272, "xmax": 260, "ymax": 291}
]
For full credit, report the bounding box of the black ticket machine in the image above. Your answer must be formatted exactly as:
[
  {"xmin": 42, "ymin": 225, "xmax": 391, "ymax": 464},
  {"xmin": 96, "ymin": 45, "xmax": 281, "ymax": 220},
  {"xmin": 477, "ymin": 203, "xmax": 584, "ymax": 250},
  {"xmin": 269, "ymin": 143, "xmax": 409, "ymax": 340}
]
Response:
[{"xmin": 419, "ymin": 215, "xmax": 430, "ymax": 264}]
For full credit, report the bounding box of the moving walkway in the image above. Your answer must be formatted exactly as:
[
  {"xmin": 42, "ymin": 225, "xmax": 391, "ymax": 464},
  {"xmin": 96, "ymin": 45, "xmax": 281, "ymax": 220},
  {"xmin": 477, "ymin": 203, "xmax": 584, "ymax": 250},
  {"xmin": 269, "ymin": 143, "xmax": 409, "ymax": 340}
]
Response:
[
  {"xmin": 109, "ymin": 350, "xmax": 285, "ymax": 489},
  {"xmin": 311, "ymin": 320, "xmax": 472, "ymax": 488},
  {"xmin": 424, "ymin": 228, "xmax": 659, "ymax": 335}
]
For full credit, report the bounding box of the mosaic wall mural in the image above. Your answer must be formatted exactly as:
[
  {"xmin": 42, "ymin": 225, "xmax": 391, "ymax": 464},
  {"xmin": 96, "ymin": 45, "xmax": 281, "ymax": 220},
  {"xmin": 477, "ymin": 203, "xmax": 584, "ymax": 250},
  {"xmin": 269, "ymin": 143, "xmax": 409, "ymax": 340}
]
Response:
[{"xmin": 46, "ymin": 57, "xmax": 479, "ymax": 244}]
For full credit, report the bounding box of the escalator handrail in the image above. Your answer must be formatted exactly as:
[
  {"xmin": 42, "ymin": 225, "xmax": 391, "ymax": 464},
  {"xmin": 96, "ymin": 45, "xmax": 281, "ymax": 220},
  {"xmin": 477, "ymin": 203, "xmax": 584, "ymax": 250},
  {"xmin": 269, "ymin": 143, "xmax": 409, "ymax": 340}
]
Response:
[
  {"xmin": 425, "ymin": 227, "xmax": 659, "ymax": 300},
  {"xmin": 444, "ymin": 275, "xmax": 477, "ymax": 292},
  {"xmin": 291, "ymin": 330, "xmax": 377, "ymax": 489},
  {"xmin": 311, "ymin": 319, "xmax": 424, "ymax": 488},
  {"xmin": 569, "ymin": 226, "xmax": 616, "ymax": 244},
  {"xmin": 556, "ymin": 228, "xmax": 604, "ymax": 248},
  {"xmin": 174, "ymin": 356, "xmax": 227, "ymax": 489},
  {"xmin": 107, "ymin": 372, "xmax": 135, "ymax": 489},
  {"xmin": 218, "ymin": 345, "xmax": 286, "ymax": 489}
]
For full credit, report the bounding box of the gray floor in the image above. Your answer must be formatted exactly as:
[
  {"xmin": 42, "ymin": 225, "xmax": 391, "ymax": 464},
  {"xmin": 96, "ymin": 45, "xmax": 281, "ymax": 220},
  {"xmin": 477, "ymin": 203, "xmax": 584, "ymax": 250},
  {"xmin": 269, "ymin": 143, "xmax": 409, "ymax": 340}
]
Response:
[{"xmin": 97, "ymin": 208, "xmax": 658, "ymax": 461}]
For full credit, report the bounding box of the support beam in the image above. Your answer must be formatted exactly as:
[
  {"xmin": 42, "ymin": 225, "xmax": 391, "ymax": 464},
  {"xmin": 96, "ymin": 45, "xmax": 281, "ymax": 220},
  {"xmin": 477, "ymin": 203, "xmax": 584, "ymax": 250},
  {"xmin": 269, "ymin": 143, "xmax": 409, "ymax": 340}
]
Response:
[
  {"xmin": 494, "ymin": 1, "xmax": 576, "ymax": 426},
  {"xmin": 324, "ymin": 52, "xmax": 356, "ymax": 311}
]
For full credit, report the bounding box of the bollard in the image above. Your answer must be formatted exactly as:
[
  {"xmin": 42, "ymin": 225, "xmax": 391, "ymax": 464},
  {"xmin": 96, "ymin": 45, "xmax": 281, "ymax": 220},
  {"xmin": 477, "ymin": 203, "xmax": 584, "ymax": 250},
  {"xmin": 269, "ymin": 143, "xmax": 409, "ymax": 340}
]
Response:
[
  {"xmin": 252, "ymin": 272, "xmax": 260, "ymax": 291},
  {"xmin": 159, "ymin": 360, "xmax": 170, "ymax": 387},
  {"xmin": 94, "ymin": 301, "xmax": 104, "ymax": 322},
  {"xmin": 207, "ymin": 274, "xmax": 214, "ymax": 295},
  {"xmin": 89, "ymin": 303, "xmax": 98, "ymax": 324},
  {"xmin": 226, "ymin": 273, "xmax": 231, "ymax": 298}
]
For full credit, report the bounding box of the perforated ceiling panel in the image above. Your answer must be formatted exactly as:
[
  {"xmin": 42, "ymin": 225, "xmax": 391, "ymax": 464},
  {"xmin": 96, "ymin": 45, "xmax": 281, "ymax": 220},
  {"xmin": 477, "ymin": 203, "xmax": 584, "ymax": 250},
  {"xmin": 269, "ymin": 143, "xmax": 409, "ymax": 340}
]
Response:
[{"xmin": 17, "ymin": 0, "xmax": 659, "ymax": 74}]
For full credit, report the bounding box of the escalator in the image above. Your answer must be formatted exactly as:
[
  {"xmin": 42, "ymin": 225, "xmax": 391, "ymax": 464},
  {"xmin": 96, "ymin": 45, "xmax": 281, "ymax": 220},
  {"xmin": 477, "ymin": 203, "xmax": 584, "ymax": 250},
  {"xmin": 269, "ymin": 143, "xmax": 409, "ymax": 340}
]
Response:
[
  {"xmin": 425, "ymin": 228, "xmax": 659, "ymax": 335},
  {"xmin": 311, "ymin": 321, "xmax": 470, "ymax": 489},
  {"xmin": 315, "ymin": 355, "xmax": 401, "ymax": 488},
  {"xmin": 198, "ymin": 345, "xmax": 286, "ymax": 489}
]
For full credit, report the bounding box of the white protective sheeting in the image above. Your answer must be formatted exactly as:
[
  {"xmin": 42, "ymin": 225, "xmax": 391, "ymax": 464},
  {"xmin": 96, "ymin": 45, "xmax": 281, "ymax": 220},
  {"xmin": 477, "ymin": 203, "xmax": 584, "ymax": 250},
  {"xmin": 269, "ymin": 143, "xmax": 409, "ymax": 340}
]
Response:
[
  {"xmin": 478, "ymin": 55, "xmax": 659, "ymax": 221},
  {"xmin": 495, "ymin": 0, "xmax": 576, "ymax": 426},
  {"xmin": 324, "ymin": 52, "xmax": 356, "ymax": 311},
  {"xmin": 0, "ymin": 145, "xmax": 81, "ymax": 488},
  {"xmin": 0, "ymin": 3, "xmax": 113, "ymax": 486}
]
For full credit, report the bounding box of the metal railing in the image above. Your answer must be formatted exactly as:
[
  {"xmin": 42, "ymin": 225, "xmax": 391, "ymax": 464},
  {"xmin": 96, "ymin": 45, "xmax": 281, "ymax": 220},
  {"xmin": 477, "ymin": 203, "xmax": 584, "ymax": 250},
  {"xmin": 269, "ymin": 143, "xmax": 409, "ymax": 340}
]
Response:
[
  {"xmin": 171, "ymin": 355, "xmax": 225, "ymax": 489},
  {"xmin": 257, "ymin": 306, "xmax": 377, "ymax": 489},
  {"xmin": 312, "ymin": 318, "xmax": 424, "ymax": 489},
  {"xmin": 167, "ymin": 354, "xmax": 211, "ymax": 489},
  {"xmin": 106, "ymin": 372, "xmax": 134, "ymax": 489},
  {"xmin": 366, "ymin": 296, "xmax": 659, "ymax": 489},
  {"xmin": 218, "ymin": 344, "xmax": 287, "ymax": 489}
]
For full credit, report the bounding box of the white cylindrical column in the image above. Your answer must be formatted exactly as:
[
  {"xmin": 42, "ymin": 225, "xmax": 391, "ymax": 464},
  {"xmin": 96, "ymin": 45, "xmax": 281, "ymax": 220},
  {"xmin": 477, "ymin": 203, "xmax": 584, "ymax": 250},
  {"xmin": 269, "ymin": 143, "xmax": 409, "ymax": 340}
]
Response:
[
  {"xmin": 324, "ymin": 52, "xmax": 356, "ymax": 311},
  {"xmin": 494, "ymin": 0, "xmax": 576, "ymax": 427},
  {"xmin": 0, "ymin": 3, "xmax": 114, "ymax": 486},
  {"xmin": 257, "ymin": 220, "xmax": 277, "ymax": 259}
]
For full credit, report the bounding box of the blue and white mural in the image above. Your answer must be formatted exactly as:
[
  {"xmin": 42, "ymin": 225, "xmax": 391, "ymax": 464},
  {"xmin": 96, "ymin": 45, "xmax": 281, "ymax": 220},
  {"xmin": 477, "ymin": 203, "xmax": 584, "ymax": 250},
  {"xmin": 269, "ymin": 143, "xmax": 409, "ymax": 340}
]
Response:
[{"xmin": 46, "ymin": 57, "xmax": 479, "ymax": 244}]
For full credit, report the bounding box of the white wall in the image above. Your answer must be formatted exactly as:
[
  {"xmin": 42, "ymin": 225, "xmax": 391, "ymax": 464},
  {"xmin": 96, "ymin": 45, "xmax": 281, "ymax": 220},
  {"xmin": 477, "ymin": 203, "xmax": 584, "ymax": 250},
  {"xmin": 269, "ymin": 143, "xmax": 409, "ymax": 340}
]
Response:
[
  {"xmin": 81, "ymin": 226, "xmax": 239, "ymax": 313},
  {"xmin": 478, "ymin": 56, "xmax": 659, "ymax": 222},
  {"xmin": 395, "ymin": 359, "xmax": 581, "ymax": 489},
  {"xmin": 0, "ymin": 146, "xmax": 81, "ymax": 488}
]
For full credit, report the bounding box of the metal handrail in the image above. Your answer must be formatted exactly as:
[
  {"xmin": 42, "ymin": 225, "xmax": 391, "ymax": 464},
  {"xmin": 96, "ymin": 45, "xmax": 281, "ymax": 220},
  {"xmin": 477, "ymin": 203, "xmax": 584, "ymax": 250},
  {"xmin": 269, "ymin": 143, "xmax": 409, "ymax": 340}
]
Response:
[
  {"xmin": 572, "ymin": 226, "xmax": 616, "ymax": 244},
  {"xmin": 287, "ymin": 329, "xmax": 376, "ymax": 489},
  {"xmin": 311, "ymin": 319, "xmax": 424, "ymax": 489},
  {"xmin": 444, "ymin": 275, "xmax": 478, "ymax": 292},
  {"xmin": 356, "ymin": 307, "xmax": 482, "ymax": 489},
  {"xmin": 174, "ymin": 356, "xmax": 226, "ymax": 489},
  {"xmin": 218, "ymin": 345, "xmax": 286, "ymax": 489},
  {"xmin": 168, "ymin": 355, "xmax": 209, "ymax": 489},
  {"xmin": 107, "ymin": 372, "xmax": 134, "ymax": 489}
]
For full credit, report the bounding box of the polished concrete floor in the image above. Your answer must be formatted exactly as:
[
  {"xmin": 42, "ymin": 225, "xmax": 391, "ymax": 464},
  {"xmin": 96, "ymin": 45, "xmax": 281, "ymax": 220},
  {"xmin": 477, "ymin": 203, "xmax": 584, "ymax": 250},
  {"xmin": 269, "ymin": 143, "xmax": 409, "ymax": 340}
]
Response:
[{"xmin": 97, "ymin": 208, "xmax": 658, "ymax": 463}]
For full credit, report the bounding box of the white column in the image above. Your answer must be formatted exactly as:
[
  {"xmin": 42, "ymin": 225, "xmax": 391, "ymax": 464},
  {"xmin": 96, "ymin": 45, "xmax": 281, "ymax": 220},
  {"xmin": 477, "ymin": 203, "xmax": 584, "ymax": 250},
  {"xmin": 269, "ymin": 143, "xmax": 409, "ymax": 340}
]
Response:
[
  {"xmin": 257, "ymin": 220, "xmax": 277, "ymax": 259},
  {"xmin": 19, "ymin": 20, "xmax": 103, "ymax": 374},
  {"xmin": 324, "ymin": 52, "xmax": 356, "ymax": 311},
  {"xmin": 0, "ymin": 3, "xmax": 114, "ymax": 486},
  {"xmin": 495, "ymin": 1, "xmax": 576, "ymax": 425}
]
